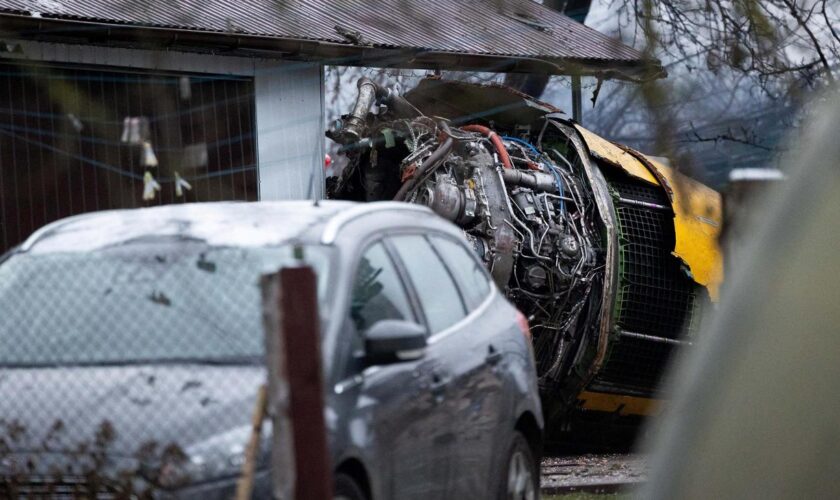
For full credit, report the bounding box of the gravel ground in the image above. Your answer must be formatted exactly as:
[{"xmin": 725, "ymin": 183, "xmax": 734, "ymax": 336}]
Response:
[{"xmin": 540, "ymin": 454, "xmax": 647, "ymax": 495}]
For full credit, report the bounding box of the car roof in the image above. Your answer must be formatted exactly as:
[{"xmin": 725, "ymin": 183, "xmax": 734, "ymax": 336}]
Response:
[
  {"xmin": 19, "ymin": 201, "xmax": 354, "ymax": 254},
  {"xmin": 19, "ymin": 200, "xmax": 439, "ymax": 255}
]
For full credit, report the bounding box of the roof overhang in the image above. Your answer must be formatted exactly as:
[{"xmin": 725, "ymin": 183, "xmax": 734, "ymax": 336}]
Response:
[{"xmin": 0, "ymin": 14, "xmax": 664, "ymax": 81}]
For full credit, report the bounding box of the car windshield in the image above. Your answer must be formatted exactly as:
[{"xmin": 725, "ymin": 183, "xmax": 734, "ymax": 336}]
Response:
[{"xmin": 0, "ymin": 240, "xmax": 332, "ymax": 366}]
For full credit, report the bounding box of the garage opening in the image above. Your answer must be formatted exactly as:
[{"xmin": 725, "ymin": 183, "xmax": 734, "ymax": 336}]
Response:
[{"xmin": 0, "ymin": 62, "xmax": 257, "ymax": 254}]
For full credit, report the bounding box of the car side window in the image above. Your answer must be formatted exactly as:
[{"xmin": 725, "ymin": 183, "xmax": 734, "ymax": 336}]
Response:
[
  {"xmin": 350, "ymin": 242, "xmax": 414, "ymax": 333},
  {"xmin": 389, "ymin": 235, "xmax": 467, "ymax": 335},
  {"xmin": 429, "ymin": 235, "xmax": 492, "ymax": 311}
]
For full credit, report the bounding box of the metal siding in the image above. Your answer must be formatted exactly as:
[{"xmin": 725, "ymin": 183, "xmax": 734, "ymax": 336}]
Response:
[
  {"xmin": 5, "ymin": 40, "xmax": 260, "ymax": 75},
  {"xmin": 255, "ymin": 61, "xmax": 324, "ymax": 201},
  {"xmin": 0, "ymin": 0, "xmax": 644, "ymax": 64}
]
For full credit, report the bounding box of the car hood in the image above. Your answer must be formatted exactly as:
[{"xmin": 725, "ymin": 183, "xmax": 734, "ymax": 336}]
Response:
[{"xmin": 0, "ymin": 364, "xmax": 264, "ymax": 473}]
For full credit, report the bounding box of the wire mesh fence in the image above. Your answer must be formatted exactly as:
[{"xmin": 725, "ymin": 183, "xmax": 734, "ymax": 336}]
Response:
[{"xmin": 0, "ymin": 242, "xmax": 295, "ymax": 498}]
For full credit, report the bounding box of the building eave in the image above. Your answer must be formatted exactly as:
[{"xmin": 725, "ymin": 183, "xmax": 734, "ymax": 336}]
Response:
[{"xmin": 0, "ymin": 14, "xmax": 664, "ymax": 81}]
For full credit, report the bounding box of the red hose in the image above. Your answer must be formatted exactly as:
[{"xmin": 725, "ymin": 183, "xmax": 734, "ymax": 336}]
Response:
[{"xmin": 461, "ymin": 124, "xmax": 513, "ymax": 169}]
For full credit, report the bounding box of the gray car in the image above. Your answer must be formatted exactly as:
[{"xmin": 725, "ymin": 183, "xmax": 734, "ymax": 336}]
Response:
[{"xmin": 0, "ymin": 200, "xmax": 543, "ymax": 499}]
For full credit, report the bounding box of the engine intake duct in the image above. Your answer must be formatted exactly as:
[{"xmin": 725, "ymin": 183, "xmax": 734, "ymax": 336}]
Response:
[
  {"xmin": 329, "ymin": 77, "xmax": 421, "ymax": 145},
  {"xmin": 591, "ymin": 171, "xmax": 699, "ymax": 396},
  {"xmin": 501, "ymin": 169, "xmax": 558, "ymax": 193}
]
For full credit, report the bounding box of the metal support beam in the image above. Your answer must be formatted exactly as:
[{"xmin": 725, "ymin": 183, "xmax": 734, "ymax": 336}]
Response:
[
  {"xmin": 571, "ymin": 74, "xmax": 583, "ymax": 124},
  {"xmin": 618, "ymin": 329, "xmax": 693, "ymax": 346}
]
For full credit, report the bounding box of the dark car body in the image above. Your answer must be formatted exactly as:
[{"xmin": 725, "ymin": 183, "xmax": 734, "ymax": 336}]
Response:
[{"xmin": 0, "ymin": 201, "xmax": 543, "ymax": 499}]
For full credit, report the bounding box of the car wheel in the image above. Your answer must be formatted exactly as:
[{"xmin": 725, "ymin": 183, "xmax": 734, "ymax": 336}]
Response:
[
  {"xmin": 334, "ymin": 472, "xmax": 367, "ymax": 500},
  {"xmin": 499, "ymin": 431, "xmax": 539, "ymax": 500}
]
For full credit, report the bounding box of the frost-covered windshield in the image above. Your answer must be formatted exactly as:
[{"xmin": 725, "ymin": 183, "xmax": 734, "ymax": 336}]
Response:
[{"xmin": 0, "ymin": 241, "xmax": 331, "ymax": 366}]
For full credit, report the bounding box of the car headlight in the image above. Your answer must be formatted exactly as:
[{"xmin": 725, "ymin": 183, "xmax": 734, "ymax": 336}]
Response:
[{"xmin": 146, "ymin": 423, "xmax": 271, "ymax": 490}]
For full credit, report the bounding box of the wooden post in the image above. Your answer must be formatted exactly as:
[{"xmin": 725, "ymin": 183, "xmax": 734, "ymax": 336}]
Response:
[
  {"xmin": 280, "ymin": 266, "xmax": 332, "ymax": 500},
  {"xmin": 263, "ymin": 267, "xmax": 332, "ymax": 500},
  {"xmin": 262, "ymin": 273, "xmax": 296, "ymax": 500},
  {"xmin": 235, "ymin": 385, "xmax": 268, "ymax": 500}
]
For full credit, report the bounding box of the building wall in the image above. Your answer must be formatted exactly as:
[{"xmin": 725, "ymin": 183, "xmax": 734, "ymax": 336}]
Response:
[
  {"xmin": 255, "ymin": 62, "xmax": 325, "ymax": 200},
  {"xmin": 0, "ymin": 40, "xmax": 325, "ymax": 253}
]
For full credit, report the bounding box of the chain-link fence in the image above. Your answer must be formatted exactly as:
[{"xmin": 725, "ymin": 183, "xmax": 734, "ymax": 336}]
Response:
[{"xmin": 0, "ymin": 242, "xmax": 327, "ymax": 498}]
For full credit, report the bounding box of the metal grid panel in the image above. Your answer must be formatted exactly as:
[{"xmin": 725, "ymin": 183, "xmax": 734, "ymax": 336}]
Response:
[
  {"xmin": 615, "ymin": 206, "xmax": 693, "ymax": 338},
  {"xmin": 614, "ymin": 179, "xmax": 670, "ymax": 206},
  {"xmin": 0, "ymin": 62, "xmax": 257, "ymax": 254},
  {"xmin": 596, "ymin": 336, "xmax": 675, "ymax": 393},
  {"xmin": 594, "ymin": 173, "xmax": 698, "ymax": 394},
  {"xmin": 0, "ymin": 0, "xmax": 644, "ymax": 63}
]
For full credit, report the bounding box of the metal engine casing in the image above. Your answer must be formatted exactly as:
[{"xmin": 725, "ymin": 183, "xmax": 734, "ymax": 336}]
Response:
[{"xmin": 327, "ymin": 77, "xmax": 723, "ymax": 424}]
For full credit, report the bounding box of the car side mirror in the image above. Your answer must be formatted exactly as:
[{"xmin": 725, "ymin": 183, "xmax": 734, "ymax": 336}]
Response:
[{"xmin": 364, "ymin": 320, "xmax": 427, "ymax": 365}]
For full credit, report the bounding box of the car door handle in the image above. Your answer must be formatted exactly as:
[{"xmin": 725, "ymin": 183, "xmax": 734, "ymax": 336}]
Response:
[{"xmin": 485, "ymin": 345, "xmax": 502, "ymax": 366}]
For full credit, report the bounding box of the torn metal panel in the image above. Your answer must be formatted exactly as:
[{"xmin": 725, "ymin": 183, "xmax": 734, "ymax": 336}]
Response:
[
  {"xmin": 405, "ymin": 77, "xmax": 564, "ymax": 129},
  {"xmin": 548, "ymin": 121, "xmax": 618, "ymax": 406},
  {"xmin": 614, "ymin": 144, "xmax": 674, "ymax": 201},
  {"xmin": 574, "ymin": 125, "xmax": 659, "ymax": 186},
  {"xmin": 645, "ymin": 157, "xmax": 724, "ymax": 300},
  {"xmin": 614, "ymin": 149, "xmax": 723, "ymax": 300},
  {"xmin": 575, "ymin": 125, "xmax": 723, "ymax": 299}
]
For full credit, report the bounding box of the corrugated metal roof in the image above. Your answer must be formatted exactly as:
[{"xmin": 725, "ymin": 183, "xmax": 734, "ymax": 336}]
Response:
[{"xmin": 0, "ymin": 0, "xmax": 647, "ymax": 68}]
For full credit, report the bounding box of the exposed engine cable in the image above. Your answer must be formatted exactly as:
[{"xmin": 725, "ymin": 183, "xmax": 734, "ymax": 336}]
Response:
[
  {"xmin": 461, "ymin": 124, "xmax": 513, "ymax": 169},
  {"xmin": 393, "ymin": 121, "xmax": 457, "ymax": 201},
  {"xmin": 501, "ymin": 135, "xmax": 565, "ymax": 213}
]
